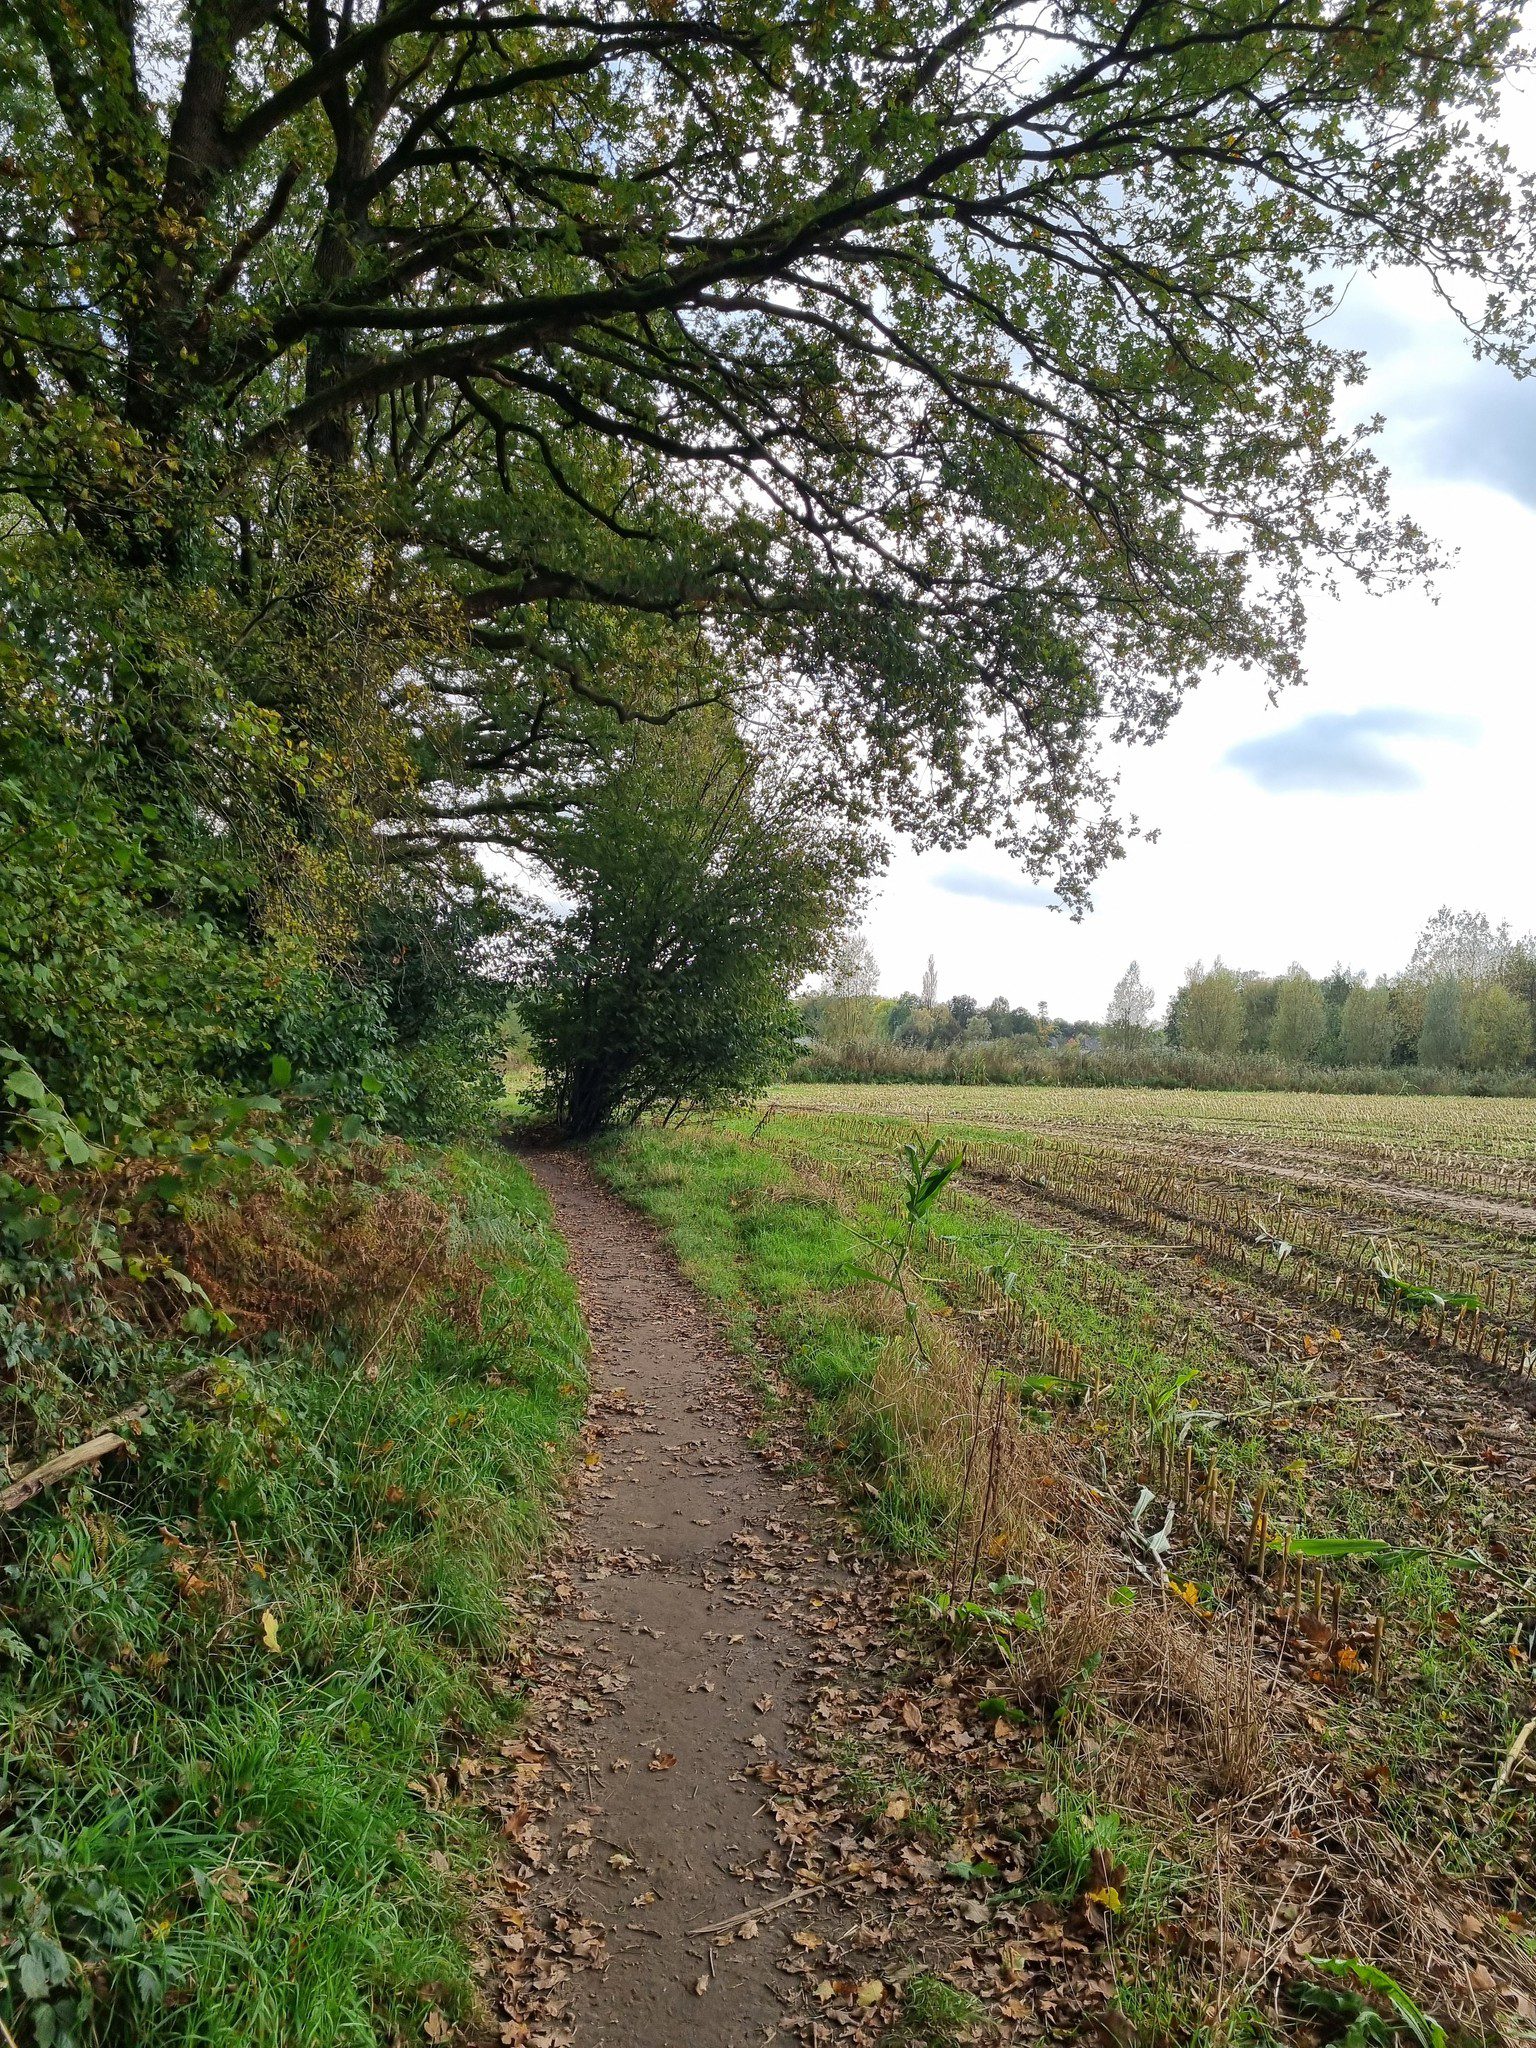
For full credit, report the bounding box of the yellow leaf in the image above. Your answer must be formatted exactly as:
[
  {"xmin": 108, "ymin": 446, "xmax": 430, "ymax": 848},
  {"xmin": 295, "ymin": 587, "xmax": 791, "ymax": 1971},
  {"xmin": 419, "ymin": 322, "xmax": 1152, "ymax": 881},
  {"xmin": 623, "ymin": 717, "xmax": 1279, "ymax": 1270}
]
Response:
[
  {"xmin": 856, "ymin": 1980, "xmax": 885, "ymax": 2007},
  {"xmin": 261, "ymin": 1609, "xmax": 281, "ymax": 1653},
  {"xmin": 1085, "ymin": 1884, "xmax": 1122, "ymax": 1914}
]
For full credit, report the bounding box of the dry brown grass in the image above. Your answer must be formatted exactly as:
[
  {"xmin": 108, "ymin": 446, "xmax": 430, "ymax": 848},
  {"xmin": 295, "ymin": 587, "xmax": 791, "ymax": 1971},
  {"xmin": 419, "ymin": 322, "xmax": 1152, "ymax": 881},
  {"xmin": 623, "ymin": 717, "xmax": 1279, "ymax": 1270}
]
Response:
[
  {"xmin": 149, "ymin": 1147, "xmax": 476, "ymax": 1343},
  {"xmin": 844, "ymin": 1266, "xmax": 1536, "ymax": 2042}
]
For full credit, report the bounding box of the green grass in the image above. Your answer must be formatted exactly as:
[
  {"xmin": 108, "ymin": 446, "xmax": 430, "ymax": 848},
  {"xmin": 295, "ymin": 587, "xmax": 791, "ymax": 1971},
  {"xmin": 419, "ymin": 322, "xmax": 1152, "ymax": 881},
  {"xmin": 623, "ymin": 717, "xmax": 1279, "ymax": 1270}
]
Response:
[
  {"xmin": 0, "ymin": 1147, "xmax": 585, "ymax": 2048},
  {"xmin": 593, "ymin": 1126, "xmax": 952, "ymax": 1551},
  {"xmin": 893, "ymin": 1972, "xmax": 987, "ymax": 2045}
]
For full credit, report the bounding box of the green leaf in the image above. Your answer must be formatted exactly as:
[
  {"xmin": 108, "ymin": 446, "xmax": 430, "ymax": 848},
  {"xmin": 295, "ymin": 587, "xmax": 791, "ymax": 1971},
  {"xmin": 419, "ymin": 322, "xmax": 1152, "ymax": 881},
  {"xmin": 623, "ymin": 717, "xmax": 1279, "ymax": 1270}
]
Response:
[{"xmin": 1286, "ymin": 1537, "xmax": 1488, "ymax": 1574}]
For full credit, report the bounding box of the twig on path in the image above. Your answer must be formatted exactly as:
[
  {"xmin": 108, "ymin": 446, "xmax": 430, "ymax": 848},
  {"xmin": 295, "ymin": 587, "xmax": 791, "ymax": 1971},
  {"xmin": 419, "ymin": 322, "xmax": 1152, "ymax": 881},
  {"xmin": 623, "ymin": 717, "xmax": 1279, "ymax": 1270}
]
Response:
[
  {"xmin": 688, "ymin": 1881, "xmax": 826, "ymax": 1937},
  {"xmin": 1220, "ymin": 1394, "xmax": 1400, "ymax": 1424}
]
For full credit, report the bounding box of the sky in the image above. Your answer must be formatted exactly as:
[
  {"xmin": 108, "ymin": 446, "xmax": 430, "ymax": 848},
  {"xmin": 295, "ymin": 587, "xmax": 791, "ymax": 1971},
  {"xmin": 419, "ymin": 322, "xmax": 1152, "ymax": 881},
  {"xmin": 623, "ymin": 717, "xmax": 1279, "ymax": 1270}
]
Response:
[{"xmin": 859, "ymin": 101, "xmax": 1536, "ymax": 1023}]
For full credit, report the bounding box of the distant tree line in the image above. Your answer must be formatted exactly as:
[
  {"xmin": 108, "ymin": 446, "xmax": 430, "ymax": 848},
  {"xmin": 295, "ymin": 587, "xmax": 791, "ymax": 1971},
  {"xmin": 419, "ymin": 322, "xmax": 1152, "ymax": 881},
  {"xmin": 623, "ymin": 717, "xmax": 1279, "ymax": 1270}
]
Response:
[
  {"xmin": 1165, "ymin": 910, "xmax": 1535, "ymax": 1074},
  {"xmin": 798, "ymin": 961, "xmax": 1099, "ymax": 1058},
  {"xmin": 792, "ymin": 910, "xmax": 1536, "ymax": 1091}
]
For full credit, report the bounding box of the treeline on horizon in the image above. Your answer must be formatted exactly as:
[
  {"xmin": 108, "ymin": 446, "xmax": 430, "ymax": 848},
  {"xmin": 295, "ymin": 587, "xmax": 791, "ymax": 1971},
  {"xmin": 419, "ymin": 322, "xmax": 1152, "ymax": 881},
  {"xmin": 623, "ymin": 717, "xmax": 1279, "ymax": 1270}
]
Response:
[{"xmin": 794, "ymin": 909, "xmax": 1536, "ymax": 1093}]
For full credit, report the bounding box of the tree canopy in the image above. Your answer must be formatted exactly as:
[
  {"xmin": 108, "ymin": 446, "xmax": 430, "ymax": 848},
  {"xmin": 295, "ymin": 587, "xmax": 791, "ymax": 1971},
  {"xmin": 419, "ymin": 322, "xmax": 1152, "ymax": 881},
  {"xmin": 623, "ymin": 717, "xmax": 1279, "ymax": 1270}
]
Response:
[
  {"xmin": 1105, "ymin": 960, "xmax": 1155, "ymax": 1046},
  {"xmin": 5, "ymin": 0, "xmax": 1534, "ymax": 905}
]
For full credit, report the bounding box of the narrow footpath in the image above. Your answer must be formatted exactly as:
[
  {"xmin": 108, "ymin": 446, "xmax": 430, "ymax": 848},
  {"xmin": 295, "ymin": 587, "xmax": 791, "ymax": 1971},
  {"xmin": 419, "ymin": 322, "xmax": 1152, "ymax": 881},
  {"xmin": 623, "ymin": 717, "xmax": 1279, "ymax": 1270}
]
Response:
[{"xmin": 478, "ymin": 1148, "xmax": 868, "ymax": 2047}]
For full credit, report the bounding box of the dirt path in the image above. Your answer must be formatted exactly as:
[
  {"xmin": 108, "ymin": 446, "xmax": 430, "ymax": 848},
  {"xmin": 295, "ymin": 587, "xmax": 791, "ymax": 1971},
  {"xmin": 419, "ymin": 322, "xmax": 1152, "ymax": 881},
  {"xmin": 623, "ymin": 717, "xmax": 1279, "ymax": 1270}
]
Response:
[{"xmin": 482, "ymin": 1148, "xmax": 855, "ymax": 2047}]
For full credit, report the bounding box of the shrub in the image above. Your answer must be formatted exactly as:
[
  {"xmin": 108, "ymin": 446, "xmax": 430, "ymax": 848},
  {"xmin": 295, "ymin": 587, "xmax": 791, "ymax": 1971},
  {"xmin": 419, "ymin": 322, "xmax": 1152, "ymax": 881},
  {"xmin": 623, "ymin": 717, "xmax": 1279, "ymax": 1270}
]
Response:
[
  {"xmin": 1418, "ymin": 978, "xmax": 1466, "ymax": 1068},
  {"xmin": 523, "ymin": 717, "xmax": 875, "ymax": 1136}
]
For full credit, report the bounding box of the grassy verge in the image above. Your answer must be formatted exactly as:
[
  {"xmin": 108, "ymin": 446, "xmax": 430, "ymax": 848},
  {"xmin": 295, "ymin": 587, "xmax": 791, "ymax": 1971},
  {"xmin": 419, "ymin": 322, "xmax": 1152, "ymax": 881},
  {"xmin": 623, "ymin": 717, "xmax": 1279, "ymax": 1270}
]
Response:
[
  {"xmin": 0, "ymin": 1146, "xmax": 585, "ymax": 2048},
  {"xmin": 594, "ymin": 1125, "xmax": 949, "ymax": 1550}
]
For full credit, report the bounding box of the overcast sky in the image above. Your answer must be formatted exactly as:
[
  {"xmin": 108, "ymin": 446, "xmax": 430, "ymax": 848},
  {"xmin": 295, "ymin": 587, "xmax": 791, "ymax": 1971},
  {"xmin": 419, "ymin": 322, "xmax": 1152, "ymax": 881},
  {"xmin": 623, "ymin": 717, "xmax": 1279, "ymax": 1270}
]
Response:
[{"xmin": 861, "ymin": 93, "xmax": 1536, "ymax": 1023}]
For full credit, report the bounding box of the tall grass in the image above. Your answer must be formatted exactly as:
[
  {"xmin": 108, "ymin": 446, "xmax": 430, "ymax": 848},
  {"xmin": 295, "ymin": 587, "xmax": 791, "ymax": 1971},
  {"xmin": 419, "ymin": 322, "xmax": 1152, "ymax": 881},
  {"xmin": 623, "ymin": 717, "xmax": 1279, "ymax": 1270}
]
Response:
[{"xmin": 0, "ymin": 1147, "xmax": 585, "ymax": 2048}]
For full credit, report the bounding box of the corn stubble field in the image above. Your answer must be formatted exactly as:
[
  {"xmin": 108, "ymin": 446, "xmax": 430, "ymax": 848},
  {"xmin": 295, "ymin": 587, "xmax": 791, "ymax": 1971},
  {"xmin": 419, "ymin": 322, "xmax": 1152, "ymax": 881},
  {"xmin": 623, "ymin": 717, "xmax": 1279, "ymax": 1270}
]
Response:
[{"xmin": 627, "ymin": 1083, "xmax": 1536, "ymax": 2042}]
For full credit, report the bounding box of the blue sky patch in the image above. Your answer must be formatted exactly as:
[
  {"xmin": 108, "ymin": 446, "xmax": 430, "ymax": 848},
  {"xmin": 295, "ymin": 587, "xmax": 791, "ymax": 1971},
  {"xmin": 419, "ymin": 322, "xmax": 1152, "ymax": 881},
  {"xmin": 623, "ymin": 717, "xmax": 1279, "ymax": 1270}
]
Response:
[
  {"xmin": 1224, "ymin": 708, "xmax": 1477, "ymax": 794},
  {"xmin": 931, "ymin": 865, "xmax": 1058, "ymax": 907}
]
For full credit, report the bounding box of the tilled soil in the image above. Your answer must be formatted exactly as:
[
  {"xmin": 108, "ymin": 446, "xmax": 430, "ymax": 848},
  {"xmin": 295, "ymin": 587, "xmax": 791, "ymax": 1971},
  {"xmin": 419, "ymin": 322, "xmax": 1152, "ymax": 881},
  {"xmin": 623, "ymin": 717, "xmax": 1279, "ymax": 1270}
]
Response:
[{"xmin": 475, "ymin": 1148, "xmax": 867, "ymax": 2046}]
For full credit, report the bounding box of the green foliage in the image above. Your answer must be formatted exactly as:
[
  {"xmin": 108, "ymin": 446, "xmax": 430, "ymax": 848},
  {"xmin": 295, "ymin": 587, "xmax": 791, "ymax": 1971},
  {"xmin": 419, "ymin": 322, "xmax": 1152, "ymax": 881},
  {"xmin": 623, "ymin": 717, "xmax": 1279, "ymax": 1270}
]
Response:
[
  {"xmin": 1463, "ymin": 982, "xmax": 1531, "ymax": 1071},
  {"xmin": 2, "ymin": 0, "xmax": 1532, "ymax": 910},
  {"xmin": 523, "ymin": 719, "xmax": 875, "ymax": 1136},
  {"xmin": 1417, "ymin": 978, "xmax": 1466, "ymax": 1069},
  {"xmin": 788, "ymin": 1037, "xmax": 1536, "ymax": 1095},
  {"xmin": 1177, "ymin": 966, "xmax": 1245, "ymax": 1056},
  {"xmin": 346, "ymin": 880, "xmax": 516, "ymax": 1142},
  {"xmin": 0, "ymin": 723, "xmax": 372, "ymax": 1137},
  {"xmin": 893, "ymin": 1972, "xmax": 988, "ymax": 2045},
  {"xmin": 1268, "ymin": 972, "xmax": 1327, "ymax": 1061},
  {"xmin": 852, "ymin": 1139, "xmax": 963, "ymax": 1374},
  {"xmin": 0, "ymin": 1149, "xmax": 585, "ymax": 2048},
  {"xmin": 1032, "ymin": 1788, "xmax": 1182, "ymax": 1923},
  {"xmin": 0, "ymin": 706, "xmax": 516, "ymax": 1149},
  {"xmin": 1340, "ymin": 985, "xmax": 1396, "ymax": 1067},
  {"xmin": 1296, "ymin": 1960, "xmax": 1448, "ymax": 2048}
]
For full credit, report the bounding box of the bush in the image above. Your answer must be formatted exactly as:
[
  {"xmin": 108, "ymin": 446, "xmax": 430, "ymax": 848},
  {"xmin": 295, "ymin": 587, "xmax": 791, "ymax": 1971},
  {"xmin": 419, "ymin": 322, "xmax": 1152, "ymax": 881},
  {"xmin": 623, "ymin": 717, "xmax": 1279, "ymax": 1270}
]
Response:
[
  {"xmin": 0, "ymin": 722, "xmax": 514, "ymax": 1145},
  {"xmin": 523, "ymin": 717, "xmax": 875, "ymax": 1136},
  {"xmin": 0, "ymin": 725, "xmax": 364, "ymax": 1136}
]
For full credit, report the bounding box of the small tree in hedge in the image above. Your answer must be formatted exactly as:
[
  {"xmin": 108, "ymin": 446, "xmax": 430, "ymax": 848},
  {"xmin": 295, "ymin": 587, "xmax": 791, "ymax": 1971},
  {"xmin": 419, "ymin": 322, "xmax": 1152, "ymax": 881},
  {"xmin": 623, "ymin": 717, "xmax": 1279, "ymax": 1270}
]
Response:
[
  {"xmin": 522, "ymin": 720, "xmax": 875, "ymax": 1137},
  {"xmin": 1340, "ymin": 985, "xmax": 1396, "ymax": 1066},
  {"xmin": 1418, "ymin": 978, "xmax": 1466, "ymax": 1068},
  {"xmin": 1268, "ymin": 971, "xmax": 1327, "ymax": 1062}
]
